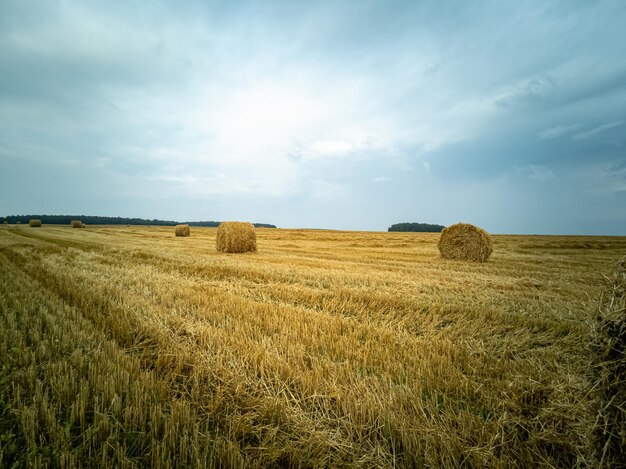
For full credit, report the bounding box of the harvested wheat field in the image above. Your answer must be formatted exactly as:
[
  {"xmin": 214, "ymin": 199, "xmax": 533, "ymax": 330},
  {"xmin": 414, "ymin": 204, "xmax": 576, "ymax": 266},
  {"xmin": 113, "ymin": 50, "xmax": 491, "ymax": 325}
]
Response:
[{"xmin": 0, "ymin": 224, "xmax": 625, "ymax": 468}]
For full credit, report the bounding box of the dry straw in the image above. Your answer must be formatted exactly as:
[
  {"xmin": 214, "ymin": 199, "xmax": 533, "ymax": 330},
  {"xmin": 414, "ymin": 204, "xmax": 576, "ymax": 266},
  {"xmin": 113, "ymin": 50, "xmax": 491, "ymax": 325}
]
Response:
[
  {"xmin": 438, "ymin": 222, "xmax": 493, "ymax": 262},
  {"xmin": 71, "ymin": 220, "xmax": 82, "ymax": 228},
  {"xmin": 175, "ymin": 224, "xmax": 191, "ymax": 237},
  {"xmin": 591, "ymin": 256, "xmax": 626, "ymax": 466},
  {"xmin": 216, "ymin": 221, "xmax": 257, "ymax": 253},
  {"xmin": 29, "ymin": 219, "xmax": 42, "ymax": 228}
]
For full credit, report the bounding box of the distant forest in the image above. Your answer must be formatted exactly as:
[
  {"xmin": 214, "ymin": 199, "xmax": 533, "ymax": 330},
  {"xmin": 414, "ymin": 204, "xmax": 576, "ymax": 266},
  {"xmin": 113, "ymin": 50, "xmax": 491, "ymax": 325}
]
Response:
[
  {"xmin": 1, "ymin": 215, "xmax": 276, "ymax": 228},
  {"xmin": 388, "ymin": 222, "xmax": 445, "ymax": 232}
]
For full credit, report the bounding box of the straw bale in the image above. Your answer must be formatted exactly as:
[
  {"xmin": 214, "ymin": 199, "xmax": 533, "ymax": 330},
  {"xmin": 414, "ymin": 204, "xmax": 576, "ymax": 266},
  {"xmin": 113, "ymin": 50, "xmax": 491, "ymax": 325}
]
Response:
[
  {"xmin": 438, "ymin": 222, "xmax": 492, "ymax": 262},
  {"xmin": 71, "ymin": 220, "xmax": 82, "ymax": 228},
  {"xmin": 216, "ymin": 222, "xmax": 257, "ymax": 253},
  {"xmin": 29, "ymin": 219, "xmax": 42, "ymax": 227},
  {"xmin": 175, "ymin": 224, "xmax": 191, "ymax": 237},
  {"xmin": 591, "ymin": 256, "xmax": 626, "ymax": 465}
]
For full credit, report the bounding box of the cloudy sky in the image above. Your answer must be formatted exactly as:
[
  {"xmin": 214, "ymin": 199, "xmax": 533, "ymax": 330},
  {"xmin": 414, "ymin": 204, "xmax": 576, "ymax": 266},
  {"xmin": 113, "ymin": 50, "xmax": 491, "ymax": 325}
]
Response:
[{"xmin": 1, "ymin": 0, "xmax": 625, "ymax": 234}]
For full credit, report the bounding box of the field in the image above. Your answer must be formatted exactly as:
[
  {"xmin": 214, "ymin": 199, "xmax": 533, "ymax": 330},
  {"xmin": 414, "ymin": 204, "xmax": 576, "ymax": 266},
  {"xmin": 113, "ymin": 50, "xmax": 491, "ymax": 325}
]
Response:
[{"xmin": 1, "ymin": 225, "xmax": 625, "ymax": 467}]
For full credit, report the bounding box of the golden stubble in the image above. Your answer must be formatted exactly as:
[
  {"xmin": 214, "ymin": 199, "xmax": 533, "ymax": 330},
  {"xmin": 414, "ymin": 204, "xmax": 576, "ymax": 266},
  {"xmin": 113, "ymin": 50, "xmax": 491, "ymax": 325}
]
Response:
[{"xmin": 1, "ymin": 225, "xmax": 625, "ymax": 467}]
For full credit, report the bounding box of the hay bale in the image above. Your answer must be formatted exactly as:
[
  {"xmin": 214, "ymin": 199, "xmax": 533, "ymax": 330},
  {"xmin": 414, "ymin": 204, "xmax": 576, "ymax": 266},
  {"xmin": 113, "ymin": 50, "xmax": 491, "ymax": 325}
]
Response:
[
  {"xmin": 438, "ymin": 222, "xmax": 492, "ymax": 262},
  {"xmin": 80, "ymin": 223, "xmax": 86, "ymax": 228},
  {"xmin": 175, "ymin": 224, "xmax": 190, "ymax": 237},
  {"xmin": 591, "ymin": 256, "xmax": 626, "ymax": 466},
  {"xmin": 71, "ymin": 220, "xmax": 82, "ymax": 228},
  {"xmin": 29, "ymin": 219, "xmax": 42, "ymax": 227},
  {"xmin": 216, "ymin": 222, "xmax": 257, "ymax": 253}
]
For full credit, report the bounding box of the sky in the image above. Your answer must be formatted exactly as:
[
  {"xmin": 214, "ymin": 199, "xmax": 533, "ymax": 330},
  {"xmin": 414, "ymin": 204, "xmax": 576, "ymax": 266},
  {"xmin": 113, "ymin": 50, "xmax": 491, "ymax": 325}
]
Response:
[{"xmin": 1, "ymin": 0, "xmax": 625, "ymax": 234}]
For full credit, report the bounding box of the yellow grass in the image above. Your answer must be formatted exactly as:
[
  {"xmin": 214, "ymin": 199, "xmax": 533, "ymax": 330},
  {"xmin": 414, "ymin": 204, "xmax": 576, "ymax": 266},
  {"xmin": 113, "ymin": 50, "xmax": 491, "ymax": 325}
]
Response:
[{"xmin": 0, "ymin": 224, "xmax": 625, "ymax": 467}]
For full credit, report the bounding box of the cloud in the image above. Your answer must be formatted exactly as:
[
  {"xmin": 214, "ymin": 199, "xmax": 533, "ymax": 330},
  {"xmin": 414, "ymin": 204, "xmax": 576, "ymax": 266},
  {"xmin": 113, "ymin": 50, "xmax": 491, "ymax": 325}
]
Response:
[
  {"xmin": 571, "ymin": 120, "xmax": 624, "ymax": 141},
  {"xmin": 518, "ymin": 165, "xmax": 556, "ymax": 182},
  {"xmin": 492, "ymin": 77, "xmax": 557, "ymax": 108},
  {"xmin": 538, "ymin": 124, "xmax": 581, "ymax": 140},
  {"xmin": 372, "ymin": 176, "xmax": 391, "ymax": 183},
  {"xmin": 308, "ymin": 180, "xmax": 351, "ymax": 202},
  {"xmin": 309, "ymin": 139, "xmax": 357, "ymax": 158},
  {"xmin": 303, "ymin": 128, "xmax": 386, "ymax": 160},
  {"xmin": 572, "ymin": 162, "xmax": 626, "ymax": 195}
]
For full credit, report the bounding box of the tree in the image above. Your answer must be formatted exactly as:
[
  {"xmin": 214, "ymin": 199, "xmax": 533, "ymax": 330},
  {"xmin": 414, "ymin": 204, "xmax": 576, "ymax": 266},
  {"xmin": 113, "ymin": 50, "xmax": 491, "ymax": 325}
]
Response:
[{"xmin": 388, "ymin": 222, "xmax": 444, "ymax": 232}]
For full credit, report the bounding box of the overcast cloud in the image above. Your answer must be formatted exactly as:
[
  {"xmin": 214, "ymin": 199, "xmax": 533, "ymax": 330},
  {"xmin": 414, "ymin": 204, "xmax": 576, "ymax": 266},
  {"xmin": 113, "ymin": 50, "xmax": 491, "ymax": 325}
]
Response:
[{"xmin": 1, "ymin": 0, "xmax": 625, "ymax": 234}]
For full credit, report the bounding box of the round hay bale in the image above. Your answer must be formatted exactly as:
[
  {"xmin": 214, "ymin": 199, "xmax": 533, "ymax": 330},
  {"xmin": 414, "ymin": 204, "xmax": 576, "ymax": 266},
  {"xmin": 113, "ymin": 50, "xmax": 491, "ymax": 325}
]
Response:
[
  {"xmin": 175, "ymin": 224, "xmax": 190, "ymax": 237},
  {"xmin": 71, "ymin": 220, "xmax": 82, "ymax": 228},
  {"xmin": 29, "ymin": 219, "xmax": 42, "ymax": 227},
  {"xmin": 216, "ymin": 222, "xmax": 257, "ymax": 253},
  {"xmin": 80, "ymin": 223, "xmax": 86, "ymax": 228},
  {"xmin": 438, "ymin": 222, "xmax": 493, "ymax": 262}
]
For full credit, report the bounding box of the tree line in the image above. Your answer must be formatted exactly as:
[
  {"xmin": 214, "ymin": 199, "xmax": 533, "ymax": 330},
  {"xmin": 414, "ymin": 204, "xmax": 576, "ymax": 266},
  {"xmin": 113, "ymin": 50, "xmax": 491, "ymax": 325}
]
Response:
[
  {"xmin": 388, "ymin": 222, "xmax": 445, "ymax": 232},
  {"xmin": 1, "ymin": 215, "xmax": 276, "ymax": 228}
]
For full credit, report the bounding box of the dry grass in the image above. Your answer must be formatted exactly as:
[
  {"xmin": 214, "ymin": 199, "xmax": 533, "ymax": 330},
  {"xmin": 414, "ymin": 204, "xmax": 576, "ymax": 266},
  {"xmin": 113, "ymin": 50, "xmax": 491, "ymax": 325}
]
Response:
[
  {"xmin": 175, "ymin": 224, "xmax": 191, "ymax": 237},
  {"xmin": 216, "ymin": 221, "xmax": 257, "ymax": 253},
  {"xmin": 438, "ymin": 222, "xmax": 493, "ymax": 262},
  {"xmin": 0, "ymin": 225, "xmax": 625, "ymax": 467},
  {"xmin": 591, "ymin": 256, "xmax": 626, "ymax": 466},
  {"xmin": 28, "ymin": 219, "xmax": 42, "ymax": 228}
]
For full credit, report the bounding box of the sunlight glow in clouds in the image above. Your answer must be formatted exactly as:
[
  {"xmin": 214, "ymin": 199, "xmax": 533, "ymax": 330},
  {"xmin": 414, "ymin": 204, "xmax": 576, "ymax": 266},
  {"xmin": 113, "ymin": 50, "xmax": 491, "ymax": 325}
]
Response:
[{"xmin": 0, "ymin": 0, "xmax": 625, "ymax": 234}]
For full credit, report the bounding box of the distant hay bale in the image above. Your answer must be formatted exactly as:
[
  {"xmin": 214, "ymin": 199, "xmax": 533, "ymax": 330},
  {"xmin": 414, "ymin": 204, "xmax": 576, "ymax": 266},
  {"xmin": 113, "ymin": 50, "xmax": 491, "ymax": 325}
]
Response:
[
  {"xmin": 216, "ymin": 222, "xmax": 257, "ymax": 253},
  {"xmin": 438, "ymin": 222, "xmax": 493, "ymax": 262},
  {"xmin": 80, "ymin": 223, "xmax": 86, "ymax": 228},
  {"xmin": 29, "ymin": 219, "xmax": 42, "ymax": 228},
  {"xmin": 175, "ymin": 224, "xmax": 190, "ymax": 237},
  {"xmin": 71, "ymin": 220, "xmax": 82, "ymax": 228}
]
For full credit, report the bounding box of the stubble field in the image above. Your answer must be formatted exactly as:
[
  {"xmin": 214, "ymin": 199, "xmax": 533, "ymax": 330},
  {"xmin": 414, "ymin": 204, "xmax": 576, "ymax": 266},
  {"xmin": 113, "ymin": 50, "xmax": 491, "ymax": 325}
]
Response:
[{"xmin": 0, "ymin": 225, "xmax": 624, "ymax": 468}]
